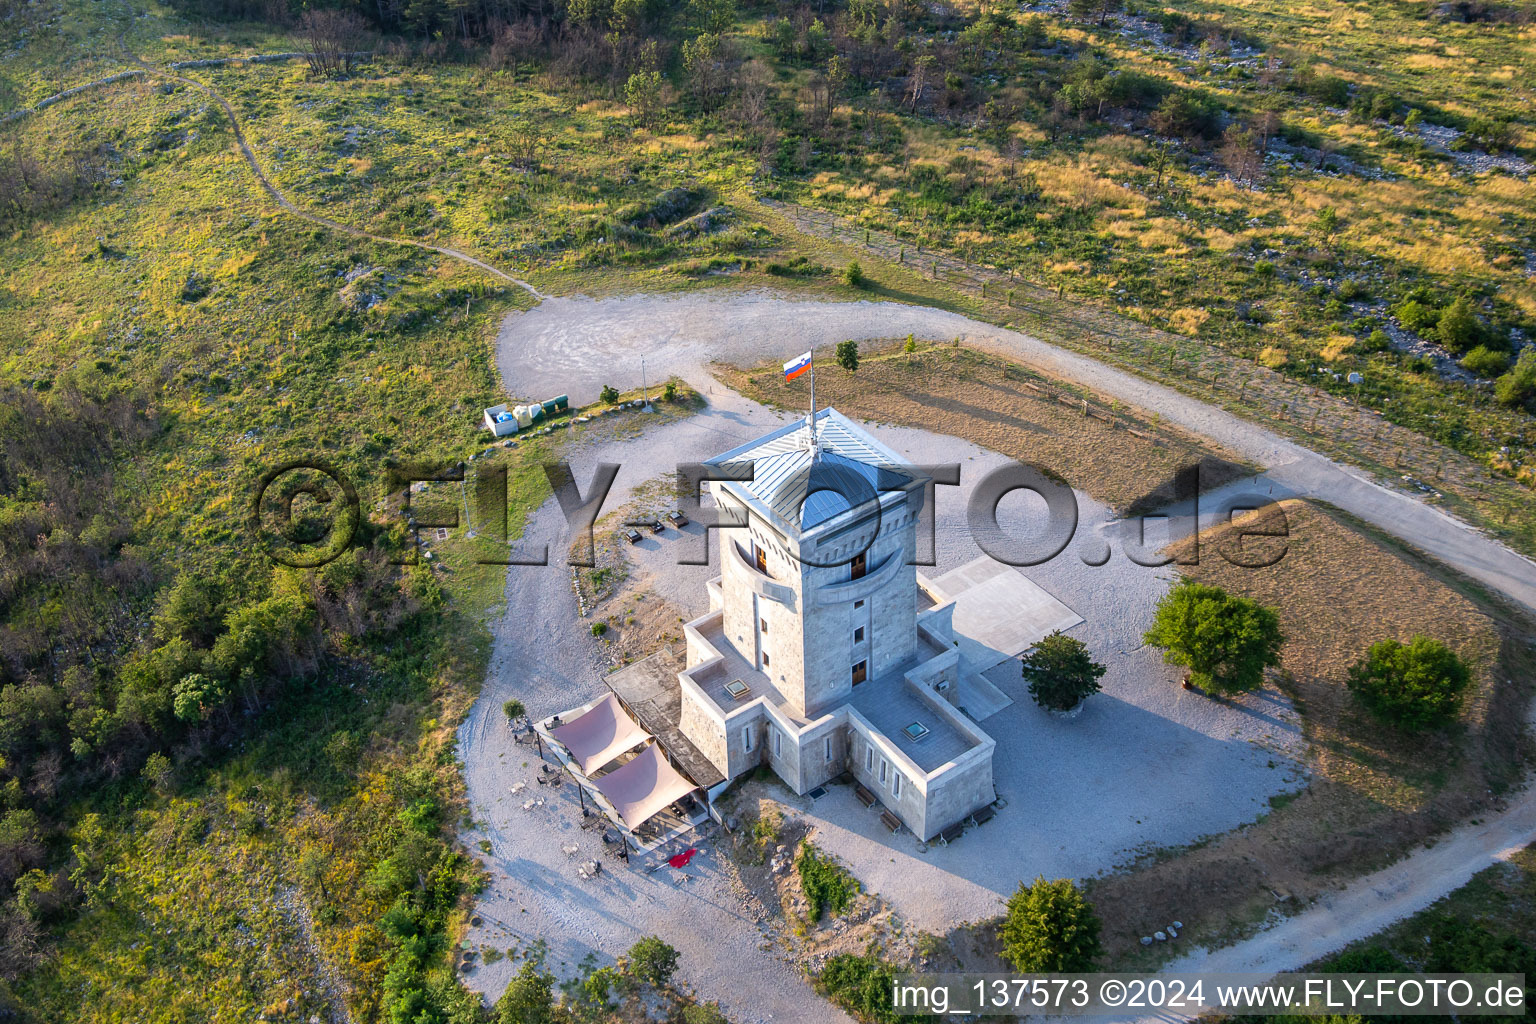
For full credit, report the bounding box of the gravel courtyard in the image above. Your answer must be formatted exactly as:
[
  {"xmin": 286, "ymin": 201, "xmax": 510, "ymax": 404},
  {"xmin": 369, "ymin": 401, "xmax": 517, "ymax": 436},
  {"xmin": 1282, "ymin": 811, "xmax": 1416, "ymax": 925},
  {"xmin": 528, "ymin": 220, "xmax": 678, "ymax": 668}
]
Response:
[{"xmin": 457, "ymin": 366, "xmax": 1306, "ymax": 1017}]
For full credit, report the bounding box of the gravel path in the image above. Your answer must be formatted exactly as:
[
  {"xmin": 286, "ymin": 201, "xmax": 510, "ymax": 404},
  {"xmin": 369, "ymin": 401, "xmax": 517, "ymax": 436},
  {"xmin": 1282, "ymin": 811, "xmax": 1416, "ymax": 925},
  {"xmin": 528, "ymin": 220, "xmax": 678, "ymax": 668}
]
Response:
[{"xmin": 494, "ymin": 292, "xmax": 1536, "ymax": 616}]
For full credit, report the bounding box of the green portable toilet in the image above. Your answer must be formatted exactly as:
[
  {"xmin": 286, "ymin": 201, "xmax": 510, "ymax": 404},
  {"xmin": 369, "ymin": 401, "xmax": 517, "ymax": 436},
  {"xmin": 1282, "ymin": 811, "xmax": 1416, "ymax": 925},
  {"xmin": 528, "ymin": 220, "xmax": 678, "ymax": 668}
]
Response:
[{"xmin": 541, "ymin": 394, "xmax": 569, "ymax": 416}]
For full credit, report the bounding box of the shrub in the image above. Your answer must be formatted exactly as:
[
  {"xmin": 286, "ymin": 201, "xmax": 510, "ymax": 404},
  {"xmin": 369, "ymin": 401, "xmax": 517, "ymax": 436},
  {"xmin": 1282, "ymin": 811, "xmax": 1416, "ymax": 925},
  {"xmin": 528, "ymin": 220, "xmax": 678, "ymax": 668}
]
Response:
[
  {"xmin": 843, "ymin": 260, "xmax": 867, "ymax": 288},
  {"xmin": 494, "ymin": 964, "xmax": 556, "ymax": 1019},
  {"xmin": 1346, "ymin": 636, "xmax": 1471, "ymax": 732},
  {"xmin": 502, "ymin": 698, "xmax": 525, "ymax": 723},
  {"xmin": 835, "ymin": 339, "xmax": 859, "ymax": 372},
  {"xmin": 999, "ymin": 876, "xmax": 1102, "ymax": 972},
  {"xmin": 1494, "ymin": 348, "xmax": 1536, "ymax": 407},
  {"xmin": 590, "ymin": 621, "xmax": 608, "ymax": 636},
  {"xmin": 797, "ymin": 843, "xmax": 859, "ymax": 921},
  {"xmin": 1393, "ymin": 298, "xmax": 1439, "ymax": 334},
  {"xmin": 1435, "ymin": 295, "xmax": 1483, "ymax": 354},
  {"xmin": 817, "ymin": 954, "xmax": 899, "ymax": 1023},
  {"xmin": 1460, "ymin": 345, "xmax": 1509, "ymax": 378},
  {"xmin": 1144, "ymin": 579, "xmax": 1284, "ymax": 694},
  {"xmin": 1363, "ymin": 328, "xmax": 1392, "ymax": 353},
  {"xmin": 600, "ymin": 384, "xmax": 620, "ymax": 405},
  {"xmin": 1021, "ymin": 631, "xmax": 1106, "ymax": 712},
  {"xmin": 680, "ymin": 1004, "xmax": 730, "ymax": 1024},
  {"xmin": 663, "ymin": 379, "xmax": 679, "ymax": 401},
  {"xmin": 625, "ymin": 935, "xmax": 680, "ymax": 987}
]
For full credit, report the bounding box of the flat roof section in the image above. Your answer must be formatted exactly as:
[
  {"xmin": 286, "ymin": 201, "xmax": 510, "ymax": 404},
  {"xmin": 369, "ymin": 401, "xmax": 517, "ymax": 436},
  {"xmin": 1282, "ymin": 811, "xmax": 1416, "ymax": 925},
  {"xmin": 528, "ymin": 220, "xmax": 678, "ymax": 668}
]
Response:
[
  {"xmin": 605, "ymin": 650, "xmax": 725, "ymax": 789},
  {"xmin": 849, "ymin": 665, "xmax": 979, "ymax": 774}
]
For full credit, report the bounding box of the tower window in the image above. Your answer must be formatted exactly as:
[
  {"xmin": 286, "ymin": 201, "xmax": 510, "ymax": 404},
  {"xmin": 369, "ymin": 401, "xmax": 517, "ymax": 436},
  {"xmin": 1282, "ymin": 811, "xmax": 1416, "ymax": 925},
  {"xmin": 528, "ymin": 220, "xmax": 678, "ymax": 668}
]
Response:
[
  {"xmin": 850, "ymin": 551, "xmax": 866, "ymax": 580},
  {"xmin": 755, "ymin": 545, "xmax": 768, "ymax": 573},
  {"xmin": 774, "ymin": 729, "xmax": 782, "ymax": 757},
  {"xmin": 853, "ymin": 599, "xmax": 864, "ymax": 610},
  {"xmin": 865, "ymin": 746, "xmax": 873, "ymax": 771},
  {"xmin": 762, "ymin": 652, "xmax": 770, "ymax": 668},
  {"xmin": 825, "ymin": 736, "xmax": 834, "ymax": 762},
  {"xmin": 759, "ymin": 617, "xmax": 767, "ymax": 634},
  {"xmin": 744, "ymin": 724, "xmax": 755, "ymax": 752},
  {"xmin": 892, "ymin": 773, "xmax": 902, "ymax": 797},
  {"xmin": 853, "ymin": 626, "xmax": 865, "ymax": 644},
  {"xmin": 878, "ymin": 758, "xmax": 888, "ymax": 784},
  {"xmin": 851, "ymin": 660, "xmax": 867, "ymax": 685}
]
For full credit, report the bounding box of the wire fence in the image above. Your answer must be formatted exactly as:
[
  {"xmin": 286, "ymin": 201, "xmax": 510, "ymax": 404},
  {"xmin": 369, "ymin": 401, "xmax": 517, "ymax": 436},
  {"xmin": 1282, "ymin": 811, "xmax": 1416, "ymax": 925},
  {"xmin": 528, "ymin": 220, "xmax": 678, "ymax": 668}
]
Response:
[{"xmin": 766, "ymin": 200, "xmax": 1535, "ymax": 554}]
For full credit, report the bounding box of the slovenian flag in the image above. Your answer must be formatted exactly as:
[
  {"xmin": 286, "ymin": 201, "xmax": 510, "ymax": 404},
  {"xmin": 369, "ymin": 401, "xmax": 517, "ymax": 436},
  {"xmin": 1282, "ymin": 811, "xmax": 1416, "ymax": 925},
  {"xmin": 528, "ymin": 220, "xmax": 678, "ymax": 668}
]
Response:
[{"xmin": 783, "ymin": 351, "xmax": 812, "ymax": 381}]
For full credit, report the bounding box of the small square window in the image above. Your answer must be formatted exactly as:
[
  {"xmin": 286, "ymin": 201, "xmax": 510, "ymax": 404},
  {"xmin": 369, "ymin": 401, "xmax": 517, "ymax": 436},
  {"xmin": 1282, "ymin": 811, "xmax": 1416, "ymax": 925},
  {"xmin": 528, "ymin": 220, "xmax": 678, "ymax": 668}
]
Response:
[
  {"xmin": 762, "ymin": 652, "xmax": 770, "ymax": 667},
  {"xmin": 853, "ymin": 626, "xmax": 865, "ymax": 644},
  {"xmin": 853, "ymin": 599, "xmax": 864, "ymax": 610},
  {"xmin": 759, "ymin": 617, "xmax": 767, "ymax": 634}
]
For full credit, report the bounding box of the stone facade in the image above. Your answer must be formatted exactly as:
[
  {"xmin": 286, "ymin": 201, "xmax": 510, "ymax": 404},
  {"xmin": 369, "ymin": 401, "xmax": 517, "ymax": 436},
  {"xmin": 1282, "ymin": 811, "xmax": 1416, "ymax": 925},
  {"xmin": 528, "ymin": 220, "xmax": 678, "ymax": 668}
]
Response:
[{"xmin": 672, "ymin": 409, "xmax": 997, "ymax": 841}]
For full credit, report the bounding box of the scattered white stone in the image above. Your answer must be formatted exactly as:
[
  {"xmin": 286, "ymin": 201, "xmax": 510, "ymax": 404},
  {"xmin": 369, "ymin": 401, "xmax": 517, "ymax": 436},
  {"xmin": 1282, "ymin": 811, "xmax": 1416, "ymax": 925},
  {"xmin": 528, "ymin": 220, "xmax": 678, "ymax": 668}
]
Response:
[
  {"xmin": 1155, "ymin": 931, "xmax": 1167, "ymax": 941},
  {"xmin": 1141, "ymin": 936, "xmax": 1154, "ymax": 946}
]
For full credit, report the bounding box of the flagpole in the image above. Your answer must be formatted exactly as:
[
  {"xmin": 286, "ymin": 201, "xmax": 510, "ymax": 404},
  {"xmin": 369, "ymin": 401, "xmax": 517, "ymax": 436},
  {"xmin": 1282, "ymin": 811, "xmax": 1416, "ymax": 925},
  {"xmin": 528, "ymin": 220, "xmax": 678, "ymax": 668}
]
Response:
[{"xmin": 808, "ymin": 347, "xmax": 818, "ymax": 454}]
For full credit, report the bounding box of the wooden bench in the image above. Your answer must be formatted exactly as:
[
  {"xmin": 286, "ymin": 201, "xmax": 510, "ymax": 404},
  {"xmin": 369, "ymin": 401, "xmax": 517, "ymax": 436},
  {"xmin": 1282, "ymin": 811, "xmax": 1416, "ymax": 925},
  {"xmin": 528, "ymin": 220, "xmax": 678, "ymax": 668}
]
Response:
[
  {"xmin": 854, "ymin": 783, "xmax": 877, "ymax": 808},
  {"xmin": 971, "ymin": 803, "xmax": 996, "ymax": 826},
  {"xmin": 880, "ymin": 810, "xmax": 903, "ymax": 833},
  {"xmin": 937, "ymin": 822, "xmax": 965, "ymax": 846}
]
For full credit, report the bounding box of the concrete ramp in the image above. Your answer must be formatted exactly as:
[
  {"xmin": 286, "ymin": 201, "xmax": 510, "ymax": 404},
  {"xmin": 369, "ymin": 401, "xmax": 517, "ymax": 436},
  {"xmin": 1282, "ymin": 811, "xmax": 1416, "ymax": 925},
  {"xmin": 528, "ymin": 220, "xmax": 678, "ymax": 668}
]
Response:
[{"xmin": 926, "ymin": 557, "xmax": 1083, "ymax": 675}]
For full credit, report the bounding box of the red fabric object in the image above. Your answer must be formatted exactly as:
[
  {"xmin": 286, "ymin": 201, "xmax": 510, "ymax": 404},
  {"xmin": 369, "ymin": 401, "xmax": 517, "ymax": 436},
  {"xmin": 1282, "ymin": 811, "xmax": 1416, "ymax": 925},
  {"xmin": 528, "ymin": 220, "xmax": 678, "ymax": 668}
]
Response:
[{"xmin": 668, "ymin": 848, "xmax": 699, "ymax": 869}]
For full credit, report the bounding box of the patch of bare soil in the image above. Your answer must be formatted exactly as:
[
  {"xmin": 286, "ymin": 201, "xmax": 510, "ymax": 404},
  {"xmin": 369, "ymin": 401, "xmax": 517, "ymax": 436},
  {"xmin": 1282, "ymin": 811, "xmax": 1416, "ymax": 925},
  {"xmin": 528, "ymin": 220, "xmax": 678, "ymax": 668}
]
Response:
[
  {"xmin": 576, "ymin": 486, "xmax": 692, "ymax": 669},
  {"xmin": 718, "ymin": 340, "xmax": 1253, "ymax": 512},
  {"xmin": 1084, "ymin": 500, "xmax": 1534, "ymax": 965},
  {"xmin": 714, "ymin": 787, "xmax": 930, "ymax": 978}
]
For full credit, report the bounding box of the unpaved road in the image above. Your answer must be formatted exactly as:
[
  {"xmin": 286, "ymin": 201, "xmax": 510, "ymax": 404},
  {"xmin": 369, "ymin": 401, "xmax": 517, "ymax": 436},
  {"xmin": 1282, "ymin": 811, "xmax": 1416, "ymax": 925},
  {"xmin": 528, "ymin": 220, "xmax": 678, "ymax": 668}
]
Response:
[{"xmin": 496, "ymin": 291, "xmax": 1536, "ymax": 617}]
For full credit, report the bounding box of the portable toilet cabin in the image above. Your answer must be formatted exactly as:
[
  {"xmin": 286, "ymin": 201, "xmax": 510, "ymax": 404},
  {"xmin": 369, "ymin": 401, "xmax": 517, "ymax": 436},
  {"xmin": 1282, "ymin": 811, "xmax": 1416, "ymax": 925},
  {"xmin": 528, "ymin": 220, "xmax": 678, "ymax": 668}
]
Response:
[{"xmin": 540, "ymin": 394, "xmax": 570, "ymax": 417}]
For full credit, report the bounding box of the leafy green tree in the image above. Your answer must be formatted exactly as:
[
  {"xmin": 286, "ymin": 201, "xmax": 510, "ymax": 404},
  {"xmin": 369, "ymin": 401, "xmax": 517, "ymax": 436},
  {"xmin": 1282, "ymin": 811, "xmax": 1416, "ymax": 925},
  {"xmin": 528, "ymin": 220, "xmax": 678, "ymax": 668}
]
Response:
[
  {"xmin": 1494, "ymin": 348, "xmax": 1536, "ymax": 407},
  {"xmin": 1067, "ymin": 0, "xmax": 1123, "ymax": 25},
  {"xmin": 1144, "ymin": 579, "xmax": 1284, "ymax": 694},
  {"xmin": 999, "ymin": 876, "xmax": 1102, "ymax": 971},
  {"xmin": 502, "ymin": 698, "xmax": 525, "ymax": 723},
  {"xmin": 835, "ymin": 339, "xmax": 859, "ymax": 373},
  {"xmin": 626, "ymin": 935, "xmax": 680, "ymax": 987},
  {"xmin": 687, "ymin": 0, "xmax": 735, "ymax": 33},
  {"xmin": 496, "ymin": 961, "xmax": 556, "ymax": 1024},
  {"xmin": 1346, "ymin": 636, "xmax": 1470, "ymax": 731},
  {"xmin": 843, "ymin": 260, "xmax": 866, "ymax": 288},
  {"xmin": 624, "ymin": 71, "xmax": 664, "ymax": 125},
  {"xmin": 140, "ymin": 752, "xmax": 173, "ymax": 791},
  {"xmin": 172, "ymin": 673, "xmax": 226, "ymax": 723},
  {"xmin": 1021, "ymin": 631, "xmax": 1106, "ymax": 712},
  {"xmin": 1435, "ymin": 295, "xmax": 1482, "ymax": 354}
]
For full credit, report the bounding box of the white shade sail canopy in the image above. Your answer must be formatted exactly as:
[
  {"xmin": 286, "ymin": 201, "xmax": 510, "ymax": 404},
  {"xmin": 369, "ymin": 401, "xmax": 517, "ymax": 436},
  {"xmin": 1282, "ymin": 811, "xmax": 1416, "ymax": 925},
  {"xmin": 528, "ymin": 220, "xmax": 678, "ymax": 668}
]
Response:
[
  {"xmin": 589, "ymin": 743, "xmax": 698, "ymax": 830},
  {"xmin": 551, "ymin": 694, "xmax": 651, "ymax": 776}
]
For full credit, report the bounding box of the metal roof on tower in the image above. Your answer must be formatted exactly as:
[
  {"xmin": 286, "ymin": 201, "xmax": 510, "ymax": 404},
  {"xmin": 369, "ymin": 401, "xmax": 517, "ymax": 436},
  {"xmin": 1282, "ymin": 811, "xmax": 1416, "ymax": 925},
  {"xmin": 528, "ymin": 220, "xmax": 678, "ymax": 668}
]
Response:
[{"xmin": 704, "ymin": 409, "xmax": 919, "ymax": 534}]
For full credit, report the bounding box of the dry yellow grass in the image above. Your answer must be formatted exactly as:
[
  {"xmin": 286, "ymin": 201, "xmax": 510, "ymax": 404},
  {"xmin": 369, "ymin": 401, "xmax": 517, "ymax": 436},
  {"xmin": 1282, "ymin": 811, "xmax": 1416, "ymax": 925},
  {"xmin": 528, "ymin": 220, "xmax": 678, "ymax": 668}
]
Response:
[
  {"xmin": 1088, "ymin": 500, "xmax": 1526, "ymax": 962},
  {"xmin": 719, "ymin": 341, "xmax": 1250, "ymax": 510}
]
